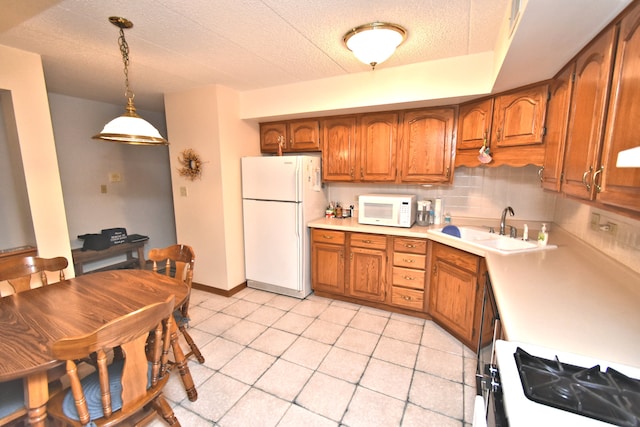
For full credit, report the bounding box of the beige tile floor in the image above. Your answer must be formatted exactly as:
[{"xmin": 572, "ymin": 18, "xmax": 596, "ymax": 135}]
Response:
[{"xmin": 149, "ymin": 287, "xmax": 478, "ymax": 427}]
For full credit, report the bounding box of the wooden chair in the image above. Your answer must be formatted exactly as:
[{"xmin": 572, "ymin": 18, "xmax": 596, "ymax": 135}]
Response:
[
  {"xmin": 0, "ymin": 255, "xmax": 68, "ymax": 294},
  {"xmin": 47, "ymin": 296, "xmax": 180, "ymax": 427},
  {"xmin": 148, "ymin": 244, "xmax": 205, "ymax": 364}
]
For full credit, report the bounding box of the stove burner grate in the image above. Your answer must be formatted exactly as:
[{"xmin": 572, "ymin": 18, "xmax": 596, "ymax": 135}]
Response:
[{"xmin": 515, "ymin": 347, "xmax": 640, "ymax": 427}]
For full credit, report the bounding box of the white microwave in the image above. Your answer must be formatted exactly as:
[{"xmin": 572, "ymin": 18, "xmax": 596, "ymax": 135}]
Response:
[{"xmin": 358, "ymin": 194, "xmax": 417, "ymax": 228}]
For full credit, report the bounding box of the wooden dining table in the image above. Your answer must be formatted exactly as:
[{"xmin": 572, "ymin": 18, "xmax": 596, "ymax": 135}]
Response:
[{"xmin": 0, "ymin": 269, "xmax": 198, "ymax": 426}]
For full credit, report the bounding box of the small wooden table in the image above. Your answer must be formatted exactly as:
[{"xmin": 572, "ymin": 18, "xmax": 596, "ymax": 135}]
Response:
[
  {"xmin": 0, "ymin": 269, "xmax": 196, "ymax": 426},
  {"xmin": 72, "ymin": 239, "xmax": 147, "ymax": 275}
]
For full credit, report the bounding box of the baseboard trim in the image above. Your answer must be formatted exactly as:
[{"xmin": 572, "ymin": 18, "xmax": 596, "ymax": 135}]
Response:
[{"xmin": 192, "ymin": 281, "xmax": 247, "ymax": 297}]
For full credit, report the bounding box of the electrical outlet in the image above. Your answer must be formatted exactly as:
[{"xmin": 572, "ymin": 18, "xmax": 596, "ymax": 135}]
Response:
[
  {"xmin": 606, "ymin": 222, "xmax": 618, "ymax": 236},
  {"xmin": 108, "ymin": 172, "xmax": 122, "ymax": 183},
  {"xmin": 100, "ymin": 184, "xmax": 107, "ymax": 194},
  {"xmin": 590, "ymin": 213, "xmax": 600, "ymax": 231},
  {"xmin": 180, "ymin": 186, "xmax": 188, "ymax": 197}
]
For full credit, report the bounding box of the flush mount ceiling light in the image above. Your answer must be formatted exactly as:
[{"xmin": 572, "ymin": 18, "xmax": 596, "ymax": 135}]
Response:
[
  {"xmin": 93, "ymin": 16, "xmax": 168, "ymax": 146},
  {"xmin": 343, "ymin": 22, "xmax": 407, "ymax": 70}
]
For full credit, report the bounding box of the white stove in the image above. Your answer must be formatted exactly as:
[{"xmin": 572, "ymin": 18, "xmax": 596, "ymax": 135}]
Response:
[{"xmin": 494, "ymin": 340, "xmax": 640, "ymax": 426}]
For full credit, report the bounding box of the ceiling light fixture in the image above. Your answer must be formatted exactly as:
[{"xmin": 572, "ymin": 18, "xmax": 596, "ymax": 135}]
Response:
[
  {"xmin": 343, "ymin": 22, "xmax": 407, "ymax": 70},
  {"xmin": 93, "ymin": 16, "xmax": 168, "ymax": 146}
]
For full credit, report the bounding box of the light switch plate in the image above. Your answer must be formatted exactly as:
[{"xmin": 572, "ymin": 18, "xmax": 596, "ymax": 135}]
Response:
[{"xmin": 590, "ymin": 213, "xmax": 600, "ymax": 231}]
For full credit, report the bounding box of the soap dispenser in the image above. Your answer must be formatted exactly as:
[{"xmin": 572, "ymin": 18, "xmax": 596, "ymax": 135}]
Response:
[{"xmin": 537, "ymin": 224, "xmax": 549, "ymax": 246}]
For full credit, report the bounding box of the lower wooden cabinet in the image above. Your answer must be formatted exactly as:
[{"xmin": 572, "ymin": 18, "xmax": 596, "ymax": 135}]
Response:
[
  {"xmin": 389, "ymin": 237, "xmax": 427, "ymax": 311},
  {"xmin": 310, "ymin": 228, "xmax": 492, "ymax": 350},
  {"xmin": 428, "ymin": 241, "xmax": 488, "ymax": 349},
  {"xmin": 311, "ymin": 229, "xmax": 345, "ymax": 295},
  {"xmin": 348, "ymin": 233, "xmax": 387, "ymax": 302}
]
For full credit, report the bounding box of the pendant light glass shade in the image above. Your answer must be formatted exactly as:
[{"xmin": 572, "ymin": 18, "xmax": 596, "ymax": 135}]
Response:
[
  {"xmin": 93, "ymin": 16, "xmax": 168, "ymax": 146},
  {"xmin": 93, "ymin": 98, "xmax": 168, "ymax": 145},
  {"xmin": 344, "ymin": 22, "xmax": 407, "ymax": 69}
]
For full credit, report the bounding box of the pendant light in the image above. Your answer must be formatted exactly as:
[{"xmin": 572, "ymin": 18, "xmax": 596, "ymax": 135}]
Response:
[
  {"xmin": 343, "ymin": 22, "xmax": 407, "ymax": 70},
  {"xmin": 93, "ymin": 16, "xmax": 168, "ymax": 145}
]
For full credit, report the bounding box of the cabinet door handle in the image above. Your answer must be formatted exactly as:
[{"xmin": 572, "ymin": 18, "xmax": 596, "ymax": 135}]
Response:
[
  {"xmin": 496, "ymin": 128, "xmax": 502, "ymax": 141},
  {"xmin": 538, "ymin": 166, "xmax": 544, "ymax": 182},
  {"xmin": 350, "ymin": 168, "xmax": 354, "ymax": 179},
  {"xmin": 582, "ymin": 166, "xmax": 593, "ymax": 191},
  {"xmin": 360, "ymin": 167, "xmax": 364, "ymax": 179},
  {"xmin": 593, "ymin": 166, "xmax": 604, "ymax": 193}
]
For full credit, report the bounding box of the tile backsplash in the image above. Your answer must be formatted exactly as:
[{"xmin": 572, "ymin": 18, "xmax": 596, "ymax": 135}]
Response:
[
  {"xmin": 327, "ymin": 165, "xmax": 557, "ymax": 222},
  {"xmin": 326, "ymin": 165, "xmax": 640, "ymax": 274}
]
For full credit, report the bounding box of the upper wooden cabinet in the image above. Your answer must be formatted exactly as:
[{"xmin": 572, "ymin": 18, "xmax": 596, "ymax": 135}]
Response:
[
  {"xmin": 457, "ymin": 98, "xmax": 493, "ymax": 151},
  {"xmin": 561, "ymin": 26, "xmax": 617, "ymax": 201},
  {"xmin": 399, "ymin": 107, "xmax": 455, "ymax": 184},
  {"xmin": 322, "ymin": 113, "xmax": 398, "ymax": 182},
  {"xmin": 456, "ymin": 84, "xmax": 549, "ymax": 168},
  {"xmin": 322, "ymin": 117, "xmax": 357, "ymax": 181},
  {"xmin": 597, "ymin": 2, "xmax": 640, "ymax": 213},
  {"xmin": 542, "ymin": 63, "xmax": 575, "ymax": 192},
  {"xmin": 492, "ymin": 85, "xmax": 548, "ymax": 148},
  {"xmin": 260, "ymin": 119, "xmax": 320, "ymax": 153},
  {"xmin": 359, "ymin": 113, "xmax": 398, "ymax": 182}
]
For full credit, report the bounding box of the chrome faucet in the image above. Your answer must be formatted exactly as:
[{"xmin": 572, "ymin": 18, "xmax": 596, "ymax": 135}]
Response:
[{"xmin": 499, "ymin": 206, "xmax": 515, "ymax": 236}]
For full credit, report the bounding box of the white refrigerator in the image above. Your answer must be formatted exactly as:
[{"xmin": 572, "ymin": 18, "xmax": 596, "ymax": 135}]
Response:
[{"xmin": 241, "ymin": 155, "xmax": 327, "ymax": 298}]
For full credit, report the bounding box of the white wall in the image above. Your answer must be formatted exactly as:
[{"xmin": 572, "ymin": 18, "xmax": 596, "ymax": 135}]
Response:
[
  {"xmin": 48, "ymin": 93, "xmax": 176, "ymax": 270},
  {"xmin": 0, "ymin": 45, "xmax": 72, "ymax": 277},
  {"xmin": 165, "ymin": 85, "xmax": 260, "ymax": 291},
  {"xmin": 0, "ymin": 91, "xmax": 36, "ymax": 248}
]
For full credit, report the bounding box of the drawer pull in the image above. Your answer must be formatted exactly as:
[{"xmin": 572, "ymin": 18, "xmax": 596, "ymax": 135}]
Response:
[
  {"xmin": 402, "ymin": 295, "xmax": 413, "ymax": 301},
  {"xmin": 322, "ymin": 234, "xmax": 333, "ymax": 239},
  {"xmin": 403, "ymin": 276, "xmax": 415, "ymax": 280},
  {"xmin": 403, "ymin": 258, "xmax": 415, "ymax": 263},
  {"xmin": 404, "ymin": 244, "xmax": 415, "ymax": 248},
  {"xmin": 362, "ymin": 239, "xmax": 372, "ymax": 244}
]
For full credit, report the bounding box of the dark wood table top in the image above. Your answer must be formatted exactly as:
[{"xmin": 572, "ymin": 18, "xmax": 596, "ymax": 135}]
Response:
[{"xmin": 0, "ymin": 269, "xmax": 187, "ymax": 382}]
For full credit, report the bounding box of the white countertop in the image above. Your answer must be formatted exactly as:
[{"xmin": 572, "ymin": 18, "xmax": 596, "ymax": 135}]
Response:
[{"xmin": 308, "ymin": 217, "xmax": 640, "ymax": 368}]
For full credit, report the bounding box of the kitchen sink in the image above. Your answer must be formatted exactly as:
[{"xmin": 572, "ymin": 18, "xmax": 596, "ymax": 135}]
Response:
[{"xmin": 428, "ymin": 225, "xmax": 557, "ymax": 255}]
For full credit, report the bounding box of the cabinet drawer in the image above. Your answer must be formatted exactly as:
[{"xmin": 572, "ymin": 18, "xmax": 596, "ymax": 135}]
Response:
[
  {"xmin": 312, "ymin": 229, "xmax": 345, "ymax": 245},
  {"xmin": 393, "ymin": 252, "xmax": 426, "ymax": 269},
  {"xmin": 433, "ymin": 243, "xmax": 480, "ymax": 273},
  {"xmin": 391, "ymin": 287, "xmax": 424, "ymax": 310},
  {"xmin": 350, "ymin": 233, "xmax": 387, "ymax": 250},
  {"xmin": 392, "ymin": 267, "xmax": 425, "ymax": 290},
  {"xmin": 393, "ymin": 237, "xmax": 427, "ymax": 254}
]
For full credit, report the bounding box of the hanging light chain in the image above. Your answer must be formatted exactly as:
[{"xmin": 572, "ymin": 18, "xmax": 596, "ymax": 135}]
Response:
[{"xmin": 117, "ymin": 26, "xmax": 134, "ymax": 100}]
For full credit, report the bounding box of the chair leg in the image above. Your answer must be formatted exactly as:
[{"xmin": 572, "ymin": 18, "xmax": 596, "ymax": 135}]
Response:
[
  {"xmin": 178, "ymin": 324, "xmax": 205, "ymax": 364},
  {"xmin": 152, "ymin": 395, "xmax": 181, "ymax": 427}
]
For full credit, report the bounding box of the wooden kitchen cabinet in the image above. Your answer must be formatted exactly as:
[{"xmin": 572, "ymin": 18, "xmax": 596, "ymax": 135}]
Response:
[
  {"xmin": 311, "ymin": 229, "xmax": 346, "ymax": 295},
  {"xmin": 429, "ymin": 241, "xmax": 486, "ymax": 349},
  {"xmin": 260, "ymin": 119, "xmax": 320, "ymax": 153},
  {"xmin": 456, "ymin": 84, "xmax": 549, "ymax": 168},
  {"xmin": 389, "ymin": 237, "xmax": 427, "ymax": 312},
  {"xmin": 322, "ymin": 113, "xmax": 398, "ymax": 182},
  {"xmin": 359, "ymin": 112, "xmax": 398, "ymax": 182},
  {"xmin": 561, "ymin": 26, "xmax": 616, "ymax": 201},
  {"xmin": 541, "ymin": 63, "xmax": 575, "ymax": 192},
  {"xmin": 322, "ymin": 117, "xmax": 357, "ymax": 181},
  {"xmin": 347, "ymin": 233, "xmax": 387, "ymax": 302},
  {"xmin": 492, "ymin": 85, "xmax": 548, "ymax": 148},
  {"xmin": 457, "ymin": 98, "xmax": 493, "ymax": 151},
  {"xmin": 399, "ymin": 107, "xmax": 455, "ymax": 184},
  {"xmin": 597, "ymin": 2, "xmax": 640, "ymax": 213}
]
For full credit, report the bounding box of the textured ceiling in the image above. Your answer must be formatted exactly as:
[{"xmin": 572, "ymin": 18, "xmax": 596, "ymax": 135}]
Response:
[{"xmin": 0, "ymin": 0, "xmax": 633, "ymax": 112}]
